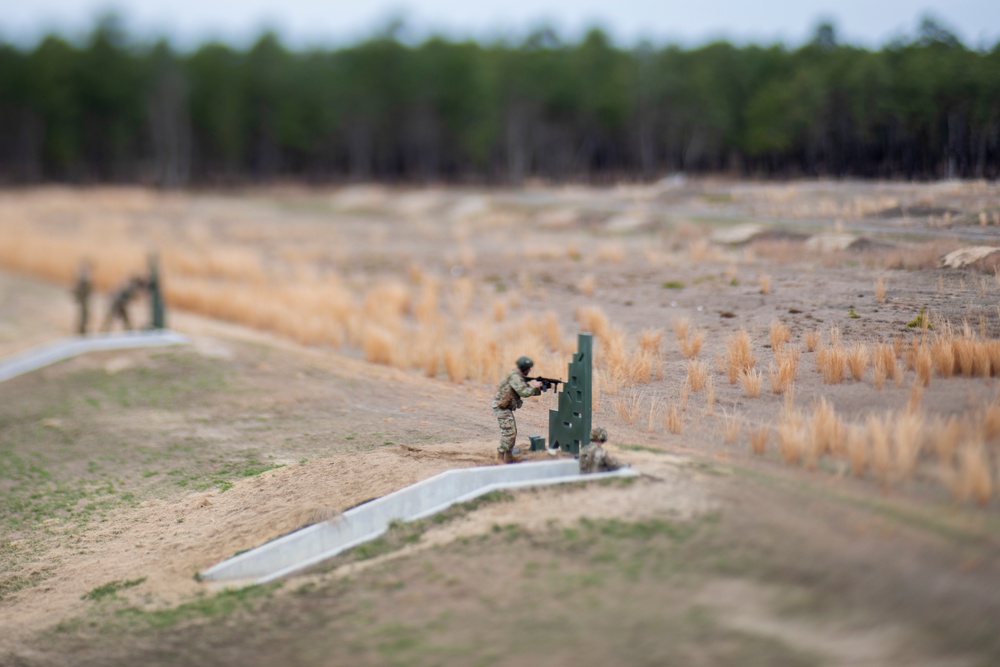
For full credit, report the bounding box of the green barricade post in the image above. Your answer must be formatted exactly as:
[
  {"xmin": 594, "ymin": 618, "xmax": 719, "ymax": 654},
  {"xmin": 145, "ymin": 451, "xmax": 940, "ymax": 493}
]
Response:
[{"xmin": 547, "ymin": 333, "xmax": 593, "ymax": 455}]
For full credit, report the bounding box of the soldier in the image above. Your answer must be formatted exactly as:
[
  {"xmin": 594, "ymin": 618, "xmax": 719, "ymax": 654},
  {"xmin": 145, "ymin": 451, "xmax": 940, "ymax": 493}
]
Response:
[
  {"xmin": 492, "ymin": 356, "xmax": 543, "ymax": 464},
  {"xmin": 102, "ymin": 276, "xmax": 148, "ymax": 332},
  {"xmin": 578, "ymin": 427, "xmax": 622, "ymax": 474},
  {"xmin": 71, "ymin": 260, "xmax": 93, "ymax": 335}
]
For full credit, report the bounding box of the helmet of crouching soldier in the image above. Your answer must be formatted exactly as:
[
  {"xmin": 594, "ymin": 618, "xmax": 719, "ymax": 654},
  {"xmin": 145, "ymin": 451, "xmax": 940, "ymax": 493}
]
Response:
[{"xmin": 590, "ymin": 427, "xmax": 608, "ymax": 443}]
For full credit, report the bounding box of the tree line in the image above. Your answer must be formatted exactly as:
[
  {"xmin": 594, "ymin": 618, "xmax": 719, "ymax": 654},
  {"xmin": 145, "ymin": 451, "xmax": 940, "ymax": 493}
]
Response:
[{"xmin": 0, "ymin": 17, "xmax": 997, "ymax": 185}]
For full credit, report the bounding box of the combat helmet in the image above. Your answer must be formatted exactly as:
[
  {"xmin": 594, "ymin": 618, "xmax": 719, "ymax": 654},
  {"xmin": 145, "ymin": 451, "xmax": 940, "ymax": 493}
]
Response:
[
  {"xmin": 516, "ymin": 356, "xmax": 534, "ymax": 373},
  {"xmin": 590, "ymin": 427, "xmax": 608, "ymax": 443}
]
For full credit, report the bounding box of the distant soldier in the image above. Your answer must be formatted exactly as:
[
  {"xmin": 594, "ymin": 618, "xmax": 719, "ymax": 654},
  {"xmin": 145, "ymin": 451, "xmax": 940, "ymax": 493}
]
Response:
[
  {"xmin": 578, "ymin": 427, "xmax": 622, "ymax": 474},
  {"xmin": 492, "ymin": 356, "xmax": 543, "ymax": 464},
  {"xmin": 71, "ymin": 261, "xmax": 93, "ymax": 335},
  {"xmin": 102, "ymin": 276, "xmax": 148, "ymax": 332}
]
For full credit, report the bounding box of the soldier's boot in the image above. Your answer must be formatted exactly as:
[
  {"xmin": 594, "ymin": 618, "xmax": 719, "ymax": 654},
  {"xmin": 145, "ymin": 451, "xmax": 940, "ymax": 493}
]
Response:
[
  {"xmin": 503, "ymin": 450, "xmax": 515, "ymax": 464},
  {"xmin": 496, "ymin": 449, "xmax": 507, "ymax": 464}
]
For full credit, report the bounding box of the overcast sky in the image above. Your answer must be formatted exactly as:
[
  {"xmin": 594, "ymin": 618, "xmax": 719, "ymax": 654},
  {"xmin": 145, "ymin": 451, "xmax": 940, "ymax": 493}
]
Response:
[{"xmin": 3, "ymin": 0, "xmax": 998, "ymax": 49}]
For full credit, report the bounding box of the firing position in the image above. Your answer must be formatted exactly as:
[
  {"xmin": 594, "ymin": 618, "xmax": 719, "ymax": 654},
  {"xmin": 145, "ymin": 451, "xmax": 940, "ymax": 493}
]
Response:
[{"xmin": 492, "ymin": 356, "xmax": 543, "ymax": 464}]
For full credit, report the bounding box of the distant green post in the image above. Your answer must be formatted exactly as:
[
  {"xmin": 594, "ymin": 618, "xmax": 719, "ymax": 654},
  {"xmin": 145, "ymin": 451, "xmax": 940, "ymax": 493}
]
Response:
[
  {"xmin": 148, "ymin": 253, "xmax": 166, "ymax": 330},
  {"xmin": 547, "ymin": 333, "xmax": 593, "ymax": 455}
]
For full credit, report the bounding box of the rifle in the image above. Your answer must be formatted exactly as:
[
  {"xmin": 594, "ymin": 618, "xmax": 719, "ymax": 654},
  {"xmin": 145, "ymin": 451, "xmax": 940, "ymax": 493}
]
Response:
[{"xmin": 531, "ymin": 376, "xmax": 563, "ymax": 393}]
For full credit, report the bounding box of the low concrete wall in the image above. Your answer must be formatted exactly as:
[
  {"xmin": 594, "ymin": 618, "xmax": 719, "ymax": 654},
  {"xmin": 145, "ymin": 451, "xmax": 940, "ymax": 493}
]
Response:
[
  {"xmin": 0, "ymin": 330, "xmax": 187, "ymax": 382},
  {"xmin": 201, "ymin": 459, "xmax": 637, "ymax": 585}
]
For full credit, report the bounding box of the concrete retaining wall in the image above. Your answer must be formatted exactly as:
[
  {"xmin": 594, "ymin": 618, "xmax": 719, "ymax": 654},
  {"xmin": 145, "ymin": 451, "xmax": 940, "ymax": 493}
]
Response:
[
  {"xmin": 201, "ymin": 459, "xmax": 636, "ymax": 585},
  {"xmin": 0, "ymin": 330, "xmax": 187, "ymax": 383}
]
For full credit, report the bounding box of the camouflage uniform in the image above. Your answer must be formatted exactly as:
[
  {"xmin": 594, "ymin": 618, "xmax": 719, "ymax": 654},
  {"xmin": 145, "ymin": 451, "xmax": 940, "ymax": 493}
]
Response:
[
  {"xmin": 102, "ymin": 277, "xmax": 146, "ymax": 332},
  {"xmin": 492, "ymin": 369, "xmax": 541, "ymax": 455},
  {"xmin": 71, "ymin": 264, "xmax": 92, "ymax": 335},
  {"xmin": 579, "ymin": 427, "xmax": 621, "ymax": 474}
]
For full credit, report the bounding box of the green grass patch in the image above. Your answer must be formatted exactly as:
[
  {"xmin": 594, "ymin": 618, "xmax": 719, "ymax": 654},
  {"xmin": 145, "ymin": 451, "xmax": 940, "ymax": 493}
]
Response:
[
  {"xmin": 109, "ymin": 583, "xmax": 282, "ymax": 629},
  {"xmin": 662, "ymin": 280, "xmax": 685, "ymax": 289},
  {"xmin": 82, "ymin": 577, "xmax": 147, "ymax": 601}
]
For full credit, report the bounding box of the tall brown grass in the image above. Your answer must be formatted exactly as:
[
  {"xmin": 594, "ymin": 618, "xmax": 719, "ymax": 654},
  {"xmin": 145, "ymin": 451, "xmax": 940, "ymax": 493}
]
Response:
[
  {"xmin": 846, "ymin": 342, "xmax": 868, "ymax": 381},
  {"xmin": 892, "ymin": 411, "xmax": 924, "ymax": 480},
  {"xmin": 576, "ymin": 305, "xmax": 611, "ymax": 339},
  {"xmin": 874, "ymin": 276, "xmax": 886, "ymax": 303},
  {"xmin": 750, "ymin": 425, "xmax": 769, "ymax": 455},
  {"xmin": 740, "ymin": 368, "xmax": 763, "ymax": 398},
  {"xmin": 821, "ymin": 345, "xmax": 846, "ymax": 384},
  {"xmin": 726, "ymin": 329, "xmax": 756, "ymax": 384},
  {"xmin": 868, "ymin": 414, "xmax": 892, "ymax": 487},
  {"xmin": 680, "ymin": 330, "xmax": 706, "ymax": 359},
  {"xmin": 664, "ymin": 401, "xmax": 683, "ymax": 434},
  {"xmin": 704, "ymin": 376, "xmax": 716, "ymax": 415},
  {"xmin": 721, "ymin": 410, "xmax": 739, "ymax": 444},
  {"xmin": 687, "ymin": 360, "xmax": 708, "ymax": 392},
  {"xmin": 809, "ymin": 397, "xmax": 844, "ymax": 462},
  {"xmin": 804, "ymin": 330, "xmax": 821, "ymax": 352},
  {"xmin": 769, "ymin": 319, "xmax": 791, "ymax": 352},
  {"xmin": 952, "ymin": 443, "xmax": 993, "ymax": 506},
  {"xmin": 776, "ymin": 410, "xmax": 804, "ymax": 465},
  {"xmin": 672, "ymin": 316, "xmax": 690, "ymax": 343},
  {"xmin": 613, "ymin": 390, "xmax": 642, "ymax": 425},
  {"xmin": 638, "ymin": 328, "xmax": 664, "ymax": 358},
  {"xmin": 846, "ymin": 425, "xmax": 868, "ymax": 477},
  {"xmin": 759, "ymin": 273, "xmax": 772, "ymax": 294}
]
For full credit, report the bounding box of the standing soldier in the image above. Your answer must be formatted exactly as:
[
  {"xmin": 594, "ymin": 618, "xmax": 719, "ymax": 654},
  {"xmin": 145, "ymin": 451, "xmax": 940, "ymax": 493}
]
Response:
[
  {"xmin": 71, "ymin": 260, "xmax": 93, "ymax": 335},
  {"xmin": 492, "ymin": 356, "xmax": 543, "ymax": 464},
  {"xmin": 578, "ymin": 427, "xmax": 622, "ymax": 474},
  {"xmin": 102, "ymin": 276, "xmax": 148, "ymax": 332}
]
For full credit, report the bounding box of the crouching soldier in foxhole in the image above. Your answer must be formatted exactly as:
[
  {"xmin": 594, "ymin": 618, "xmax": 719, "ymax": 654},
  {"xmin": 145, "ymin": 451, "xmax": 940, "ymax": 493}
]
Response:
[
  {"xmin": 579, "ymin": 427, "xmax": 622, "ymax": 474},
  {"xmin": 492, "ymin": 356, "xmax": 543, "ymax": 464}
]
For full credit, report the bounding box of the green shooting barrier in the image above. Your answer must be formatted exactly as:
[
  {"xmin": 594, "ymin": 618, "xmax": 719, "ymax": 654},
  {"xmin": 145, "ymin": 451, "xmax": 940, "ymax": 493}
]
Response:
[{"xmin": 547, "ymin": 333, "xmax": 593, "ymax": 455}]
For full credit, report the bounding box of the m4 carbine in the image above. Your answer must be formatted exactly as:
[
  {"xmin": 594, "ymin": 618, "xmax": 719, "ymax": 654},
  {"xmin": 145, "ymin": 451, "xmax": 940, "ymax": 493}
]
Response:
[{"xmin": 531, "ymin": 376, "xmax": 563, "ymax": 393}]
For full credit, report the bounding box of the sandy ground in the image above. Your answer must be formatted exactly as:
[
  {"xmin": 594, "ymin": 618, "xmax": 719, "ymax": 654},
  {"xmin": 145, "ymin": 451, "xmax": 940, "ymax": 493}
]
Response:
[{"xmin": 1, "ymin": 181, "xmax": 999, "ymax": 665}]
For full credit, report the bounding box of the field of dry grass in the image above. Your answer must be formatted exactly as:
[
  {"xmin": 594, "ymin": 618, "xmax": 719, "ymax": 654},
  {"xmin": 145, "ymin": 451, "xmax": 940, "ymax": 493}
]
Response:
[{"xmin": 2, "ymin": 182, "xmax": 1000, "ymax": 508}]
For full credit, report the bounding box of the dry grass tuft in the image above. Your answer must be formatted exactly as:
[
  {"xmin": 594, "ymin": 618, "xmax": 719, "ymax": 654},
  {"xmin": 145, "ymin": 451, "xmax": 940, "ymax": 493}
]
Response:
[
  {"xmin": 952, "ymin": 443, "xmax": 993, "ymax": 506},
  {"xmin": 804, "ymin": 330, "xmax": 820, "ymax": 352},
  {"xmin": 892, "ymin": 411, "xmax": 924, "ymax": 480},
  {"xmin": 846, "ymin": 425, "xmax": 868, "ymax": 477},
  {"xmin": 740, "ymin": 368, "xmax": 763, "ymax": 398},
  {"xmin": 874, "ymin": 344, "xmax": 898, "ymax": 385},
  {"xmin": 580, "ymin": 274, "xmax": 597, "ymax": 297},
  {"xmin": 646, "ymin": 397, "xmax": 663, "ymax": 432},
  {"xmin": 613, "ymin": 390, "xmax": 642, "ymax": 425},
  {"xmin": 769, "ymin": 319, "xmax": 791, "ymax": 352},
  {"xmin": 726, "ymin": 329, "xmax": 756, "ymax": 384},
  {"xmin": 906, "ymin": 382, "xmax": 923, "ymax": 414},
  {"xmin": 809, "ymin": 397, "xmax": 843, "ymax": 462},
  {"xmin": 362, "ymin": 326, "xmax": 395, "ymax": 366},
  {"xmin": 664, "ymin": 401, "xmax": 683, "ymax": 434},
  {"xmin": 576, "ymin": 305, "xmax": 611, "ymax": 339},
  {"xmin": 915, "ymin": 343, "xmax": 932, "ymax": 386},
  {"xmin": 722, "ymin": 410, "xmax": 740, "ymax": 444},
  {"xmin": 776, "ymin": 410, "xmax": 804, "ymax": 465},
  {"xmin": 874, "ymin": 276, "xmax": 886, "ymax": 303},
  {"xmin": 638, "ymin": 328, "xmax": 664, "ymax": 358},
  {"xmin": 687, "ymin": 360, "xmax": 708, "ymax": 392},
  {"xmin": 846, "ymin": 342, "xmax": 869, "ymax": 381},
  {"xmin": 930, "ymin": 415, "xmax": 963, "ymax": 468},
  {"xmin": 750, "ymin": 425, "xmax": 769, "ymax": 455},
  {"xmin": 672, "ymin": 316, "xmax": 690, "ymax": 343},
  {"xmin": 868, "ymin": 415, "xmax": 892, "ymax": 487},
  {"xmin": 759, "ymin": 273, "xmax": 772, "ymax": 294},
  {"xmin": 704, "ymin": 376, "xmax": 716, "ymax": 415},
  {"xmin": 680, "ymin": 330, "xmax": 706, "ymax": 359},
  {"xmin": 822, "ymin": 345, "xmax": 846, "ymax": 384}
]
